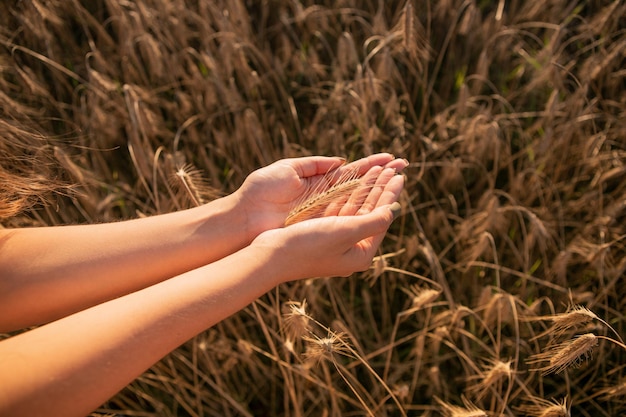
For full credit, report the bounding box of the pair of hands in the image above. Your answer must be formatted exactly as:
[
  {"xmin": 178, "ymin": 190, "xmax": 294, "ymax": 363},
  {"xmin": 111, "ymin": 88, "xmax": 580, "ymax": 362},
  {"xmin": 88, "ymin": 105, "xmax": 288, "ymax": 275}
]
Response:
[{"xmin": 234, "ymin": 153, "xmax": 408, "ymax": 281}]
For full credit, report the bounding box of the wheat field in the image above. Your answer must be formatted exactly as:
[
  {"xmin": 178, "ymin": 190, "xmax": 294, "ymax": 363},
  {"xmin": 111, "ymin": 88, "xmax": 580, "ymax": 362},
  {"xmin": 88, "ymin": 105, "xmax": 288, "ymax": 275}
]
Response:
[{"xmin": 1, "ymin": 1, "xmax": 625, "ymax": 416}]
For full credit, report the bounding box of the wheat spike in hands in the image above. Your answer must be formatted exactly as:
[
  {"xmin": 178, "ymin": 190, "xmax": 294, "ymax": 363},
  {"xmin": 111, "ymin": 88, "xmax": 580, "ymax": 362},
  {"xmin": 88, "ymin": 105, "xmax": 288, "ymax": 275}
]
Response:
[
  {"xmin": 237, "ymin": 153, "xmax": 408, "ymax": 237},
  {"xmin": 285, "ymin": 160, "xmax": 406, "ymax": 226}
]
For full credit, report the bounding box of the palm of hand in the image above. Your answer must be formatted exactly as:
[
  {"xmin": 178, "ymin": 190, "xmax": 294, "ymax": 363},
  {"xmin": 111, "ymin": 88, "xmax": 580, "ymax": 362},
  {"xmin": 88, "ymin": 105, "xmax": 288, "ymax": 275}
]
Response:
[
  {"xmin": 237, "ymin": 154, "xmax": 407, "ymax": 241},
  {"xmin": 238, "ymin": 161, "xmax": 312, "ymax": 237}
]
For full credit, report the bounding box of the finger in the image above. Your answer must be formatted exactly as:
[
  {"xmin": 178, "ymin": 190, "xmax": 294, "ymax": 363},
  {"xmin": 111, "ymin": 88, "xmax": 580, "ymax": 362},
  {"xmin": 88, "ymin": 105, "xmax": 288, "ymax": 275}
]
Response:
[
  {"xmin": 293, "ymin": 204, "xmax": 396, "ymax": 275},
  {"xmin": 375, "ymin": 174, "xmax": 405, "ymax": 208},
  {"xmin": 341, "ymin": 205, "xmax": 396, "ymax": 268},
  {"xmin": 337, "ymin": 166, "xmax": 383, "ymax": 216},
  {"xmin": 338, "ymin": 204, "xmax": 395, "ymax": 245},
  {"xmin": 355, "ymin": 167, "xmax": 397, "ymax": 215},
  {"xmin": 287, "ymin": 156, "xmax": 346, "ymax": 179},
  {"xmin": 310, "ymin": 165, "xmax": 382, "ymax": 218},
  {"xmin": 325, "ymin": 154, "xmax": 404, "ymax": 186},
  {"xmin": 384, "ymin": 158, "xmax": 409, "ymax": 173},
  {"xmin": 339, "ymin": 153, "xmax": 395, "ymax": 177}
]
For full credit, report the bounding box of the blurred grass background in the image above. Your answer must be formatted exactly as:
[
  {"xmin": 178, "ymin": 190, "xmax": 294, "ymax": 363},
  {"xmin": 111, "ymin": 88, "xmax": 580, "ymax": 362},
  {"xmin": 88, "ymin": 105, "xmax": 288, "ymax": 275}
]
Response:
[{"xmin": 1, "ymin": 0, "xmax": 625, "ymax": 415}]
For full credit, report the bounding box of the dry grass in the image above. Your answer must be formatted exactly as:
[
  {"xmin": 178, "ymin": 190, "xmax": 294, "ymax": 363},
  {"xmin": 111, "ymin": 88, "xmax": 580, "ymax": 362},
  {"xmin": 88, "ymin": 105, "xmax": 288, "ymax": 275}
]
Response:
[
  {"xmin": 1, "ymin": 0, "xmax": 626, "ymax": 415},
  {"xmin": 517, "ymin": 397, "xmax": 570, "ymax": 417},
  {"xmin": 528, "ymin": 333, "xmax": 600, "ymax": 375}
]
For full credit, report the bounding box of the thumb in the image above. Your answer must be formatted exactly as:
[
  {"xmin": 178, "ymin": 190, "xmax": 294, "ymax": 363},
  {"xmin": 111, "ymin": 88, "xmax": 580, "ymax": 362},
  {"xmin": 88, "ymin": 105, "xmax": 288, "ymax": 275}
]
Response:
[
  {"xmin": 336, "ymin": 202, "xmax": 402, "ymax": 273},
  {"xmin": 345, "ymin": 202, "xmax": 401, "ymax": 241}
]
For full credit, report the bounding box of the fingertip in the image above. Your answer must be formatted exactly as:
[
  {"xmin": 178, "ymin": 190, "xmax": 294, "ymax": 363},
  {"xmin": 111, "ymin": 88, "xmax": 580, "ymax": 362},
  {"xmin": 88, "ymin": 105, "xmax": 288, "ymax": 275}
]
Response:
[
  {"xmin": 391, "ymin": 171, "xmax": 406, "ymax": 188},
  {"xmin": 385, "ymin": 157, "xmax": 410, "ymax": 173},
  {"xmin": 294, "ymin": 156, "xmax": 347, "ymax": 177},
  {"xmin": 373, "ymin": 202, "xmax": 400, "ymax": 226},
  {"xmin": 389, "ymin": 202, "xmax": 402, "ymax": 221}
]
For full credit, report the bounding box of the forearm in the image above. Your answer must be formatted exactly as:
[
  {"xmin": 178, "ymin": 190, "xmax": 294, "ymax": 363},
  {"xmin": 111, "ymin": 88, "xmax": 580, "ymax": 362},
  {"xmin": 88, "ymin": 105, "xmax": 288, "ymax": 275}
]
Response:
[
  {"xmin": 0, "ymin": 244, "xmax": 280, "ymax": 417},
  {"xmin": 0, "ymin": 178, "xmax": 402, "ymax": 417},
  {"xmin": 0, "ymin": 193, "xmax": 249, "ymax": 331}
]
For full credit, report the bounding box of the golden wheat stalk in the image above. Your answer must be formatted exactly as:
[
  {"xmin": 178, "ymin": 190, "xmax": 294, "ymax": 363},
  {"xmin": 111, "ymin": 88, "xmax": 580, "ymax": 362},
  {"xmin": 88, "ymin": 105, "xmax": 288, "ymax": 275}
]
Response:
[
  {"xmin": 284, "ymin": 165, "xmax": 364, "ymax": 226},
  {"xmin": 282, "ymin": 299, "xmax": 311, "ymax": 340},
  {"xmin": 435, "ymin": 395, "xmax": 488, "ymax": 417},
  {"xmin": 302, "ymin": 331, "xmax": 355, "ymax": 364},
  {"xmin": 400, "ymin": 284, "xmax": 441, "ymax": 312},
  {"xmin": 528, "ymin": 333, "xmax": 599, "ymax": 375},
  {"xmin": 402, "ymin": 1, "xmax": 414, "ymax": 54},
  {"xmin": 529, "ymin": 304, "xmax": 624, "ymax": 344},
  {"xmin": 548, "ymin": 305, "xmax": 598, "ymax": 333},
  {"xmin": 293, "ymin": 308, "xmax": 408, "ymax": 417},
  {"xmin": 466, "ymin": 359, "xmax": 513, "ymax": 400},
  {"xmin": 516, "ymin": 397, "xmax": 570, "ymax": 417},
  {"xmin": 170, "ymin": 163, "xmax": 218, "ymax": 207},
  {"xmin": 173, "ymin": 164, "xmax": 203, "ymax": 206}
]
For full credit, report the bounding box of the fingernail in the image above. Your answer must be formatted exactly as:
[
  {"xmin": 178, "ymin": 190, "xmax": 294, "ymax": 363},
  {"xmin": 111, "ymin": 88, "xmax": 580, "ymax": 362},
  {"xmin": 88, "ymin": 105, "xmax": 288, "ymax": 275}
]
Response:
[{"xmin": 389, "ymin": 202, "xmax": 402, "ymax": 220}]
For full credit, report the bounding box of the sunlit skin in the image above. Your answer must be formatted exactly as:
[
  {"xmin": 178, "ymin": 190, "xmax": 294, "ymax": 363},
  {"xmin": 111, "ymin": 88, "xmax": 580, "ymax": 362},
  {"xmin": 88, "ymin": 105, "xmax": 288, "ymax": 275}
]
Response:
[{"xmin": 0, "ymin": 153, "xmax": 407, "ymax": 417}]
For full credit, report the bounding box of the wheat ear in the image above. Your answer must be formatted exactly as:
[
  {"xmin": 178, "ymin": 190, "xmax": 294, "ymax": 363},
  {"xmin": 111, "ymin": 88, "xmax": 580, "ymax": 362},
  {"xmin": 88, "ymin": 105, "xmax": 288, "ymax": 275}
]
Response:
[
  {"xmin": 435, "ymin": 396, "xmax": 488, "ymax": 417},
  {"xmin": 516, "ymin": 397, "xmax": 569, "ymax": 417},
  {"xmin": 466, "ymin": 359, "xmax": 513, "ymax": 400},
  {"xmin": 528, "ymin": 333, "xmax": 598, "ymax": 375},
  {"xmin": 170, "ymin": 163, "xmax": 218, "ymax": 207},
  {"xmin": 529, "ymin": 304, "xmax": 624, "ymax": 344},
  {"xmin": 284, "ymin": 165, "xmax": 363, "ymax": 226}
]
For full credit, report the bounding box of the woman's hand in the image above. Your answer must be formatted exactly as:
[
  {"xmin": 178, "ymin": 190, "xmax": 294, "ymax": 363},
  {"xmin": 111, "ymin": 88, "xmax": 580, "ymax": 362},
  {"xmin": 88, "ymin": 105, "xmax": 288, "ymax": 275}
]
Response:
[
  {"xmin": 256, "ymin": 205, "xmax": 398, "ymax": 281},
  {"xmin": 0, "ymin": 152, "xmax": 407, "ymax": 416},
  {"xmin": 250, "ymin": 166, "xmax": 405, "ymax": 282},
  {"xmin": 235, "ymin": 153, "xmax": 408, "ymax": 242}
]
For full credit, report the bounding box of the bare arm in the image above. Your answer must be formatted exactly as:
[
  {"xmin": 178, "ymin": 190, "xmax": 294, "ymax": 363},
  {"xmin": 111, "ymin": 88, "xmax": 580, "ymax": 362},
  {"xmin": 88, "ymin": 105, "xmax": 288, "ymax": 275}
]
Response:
[
  {"xmin": 0, "ymin": 242, "xmax": 282, "ymax": 417},
  {"xmin": 0, "ymin": 182, "xmax": 403, "ymax": 417},
  {"xmin": 0, "ymin": 195, "xmax": 245, "ymax": 331},
  {"xmin": 0, "ymin": 153, "xmax": 407, "ymax": 332}
]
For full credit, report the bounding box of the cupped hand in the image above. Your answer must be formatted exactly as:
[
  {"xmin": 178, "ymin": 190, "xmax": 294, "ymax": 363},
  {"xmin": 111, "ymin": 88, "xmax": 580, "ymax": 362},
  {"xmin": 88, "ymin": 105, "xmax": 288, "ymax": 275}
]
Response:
[
  {"xmin": 234, "ymin": 153, "xmax": 408, "ymax": 242},
  {"xmin": 249, "ymin": 165, "xmax": 405, "ymax": 282},
  {"xmin": 252, "ymin": 202, "xmax": 400, "ymax": 282}
]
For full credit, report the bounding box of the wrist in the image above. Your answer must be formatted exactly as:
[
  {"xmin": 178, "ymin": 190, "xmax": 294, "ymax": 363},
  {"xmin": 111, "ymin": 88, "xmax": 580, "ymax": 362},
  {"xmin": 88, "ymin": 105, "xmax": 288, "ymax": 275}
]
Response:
[
  {"xmin": 188, "ymin": 193, "xmax": 250, "ymax": 259},
  {"xmin": 249, "ymin": 229, "xmax": 302, "ymax": 284},
  {"xmin": 225, "ymin": 189, "xmax": 256, "ymax": 245}
]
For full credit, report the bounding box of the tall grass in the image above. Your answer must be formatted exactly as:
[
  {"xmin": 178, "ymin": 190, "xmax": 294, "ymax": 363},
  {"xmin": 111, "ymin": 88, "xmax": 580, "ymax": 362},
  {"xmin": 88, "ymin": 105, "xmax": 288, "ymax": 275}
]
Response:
[{"xmin": 1, "ymin": 0, "xmax": 625, "ymax": 415}]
